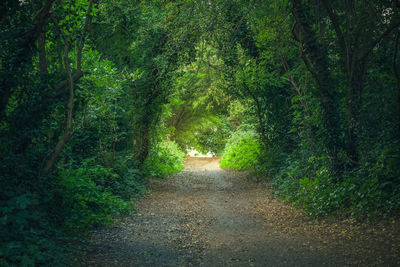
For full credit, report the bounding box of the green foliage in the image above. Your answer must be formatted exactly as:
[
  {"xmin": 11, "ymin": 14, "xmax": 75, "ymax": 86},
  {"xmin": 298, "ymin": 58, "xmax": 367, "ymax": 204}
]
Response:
[
  {"xmin": 0, "ymin": 193, "xmax": 65, "ymax": 267},
  {"xmin": 0, "ymin": 1, "xmax": 143, "ymax": 264},
  {"xmin": 166, "ymin": 42, "xmax": 231, "ymax": 155},
  {"xmin": 254, "ymin": 147, "xmax": 287, "ymax": 177},
  {"xmin": 2, "ymin": 0, "xmax": 400, "ymax": 265},
  {"xmin": 192, "ymin": 115, "xmax": 232, "ymax": 155},
  {"xmin": 278, "ymin": 172, "xmax": 400, "ymax": 218},
  {"xmin": 108, "ymin": 152, "xmax": 147, "ymax": 200},
  {"xmin": 143, "ymin": 140, "xmax": 185, "ymax": 178},
  {"xmin": 55, "ymin": 160, "xmax": 132, "ymax": 234},
  {"xmin": 220, "ymin": 130, "xmax": 261, "ymax": 171},
  {"xmin": 271, "ymin": 145, "xmax": 400, "ymax": 218}
]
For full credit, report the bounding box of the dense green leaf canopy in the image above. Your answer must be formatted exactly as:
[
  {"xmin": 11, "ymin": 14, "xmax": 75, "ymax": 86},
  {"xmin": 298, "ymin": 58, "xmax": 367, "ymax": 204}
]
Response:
[{"xmin": 1, "ymin": 0, "xmax": 399, "ymax": 265}]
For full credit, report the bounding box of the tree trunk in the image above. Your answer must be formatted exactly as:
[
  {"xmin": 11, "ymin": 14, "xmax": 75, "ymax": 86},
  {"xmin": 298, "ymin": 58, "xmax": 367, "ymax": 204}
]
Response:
[
  {"xmin": 290, "ymin": 0, "xmax": 342, "ymax": 175},
  {"xmin": 43, "ymin": 0, "xmax": 93, "ymax": 173},
  {"xmin": 0, "ymin": 0, "xmax": 55, "ymax": 122},
  {"xmin": 393, "ymin": 30, "xmax": 400, "ymax": 136},
  {"xmin": 345, "ymin": 61, "xmax": 366, "ymax": 165},
  {"xmin": 136, "ymin": 121, "xmax": 150, "ymax": 164},
  {"xmin": 43, "ymin": 39, "xmax": 74, "ymax": 173},
  {"xmin": 38, "ymin": 30, "xmax": 47, "ymax": 74}
]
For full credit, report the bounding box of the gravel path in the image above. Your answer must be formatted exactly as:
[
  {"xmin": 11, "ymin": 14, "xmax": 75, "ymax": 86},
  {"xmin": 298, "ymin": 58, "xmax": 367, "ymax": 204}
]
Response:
[{"xmin": 79, "ymin": 157, "xmax": 400, "ymax": 266}]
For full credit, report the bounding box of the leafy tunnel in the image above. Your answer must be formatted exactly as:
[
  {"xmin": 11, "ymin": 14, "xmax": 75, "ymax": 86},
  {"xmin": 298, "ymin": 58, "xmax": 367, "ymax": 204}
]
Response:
[{"xmin": 1, "ymin": 0, "xmax": 400, "ymax": 265}]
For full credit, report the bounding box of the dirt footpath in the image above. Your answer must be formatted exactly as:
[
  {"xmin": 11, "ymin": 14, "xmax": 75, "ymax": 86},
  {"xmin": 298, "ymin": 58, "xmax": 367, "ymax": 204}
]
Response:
[{"xmin": 79, "ymin": 157, "xmax": 400, "ymax": 266}]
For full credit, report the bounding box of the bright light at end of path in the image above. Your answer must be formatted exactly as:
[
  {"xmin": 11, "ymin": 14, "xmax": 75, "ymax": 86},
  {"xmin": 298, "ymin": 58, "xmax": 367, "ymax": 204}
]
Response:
[{"xmin": 186, "ymin": 149, "xmax": 214, "ymax": 157}]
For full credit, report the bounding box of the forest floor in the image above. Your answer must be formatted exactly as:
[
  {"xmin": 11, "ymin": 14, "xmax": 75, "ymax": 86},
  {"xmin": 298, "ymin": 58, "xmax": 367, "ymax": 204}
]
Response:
[{"xmin": 78, "ymin": 157, "xmax": 400, "ymax": 266}]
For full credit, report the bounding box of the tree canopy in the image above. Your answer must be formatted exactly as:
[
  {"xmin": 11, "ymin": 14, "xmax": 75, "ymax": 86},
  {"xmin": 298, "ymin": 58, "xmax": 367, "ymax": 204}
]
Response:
[{"xmin": 1, "ymin": 0, "xmax": 399, "ymax": 265}]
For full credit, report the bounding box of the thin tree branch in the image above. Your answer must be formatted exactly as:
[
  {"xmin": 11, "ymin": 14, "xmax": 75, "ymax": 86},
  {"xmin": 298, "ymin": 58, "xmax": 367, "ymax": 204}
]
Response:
[
  {"xmin": 44, "ymin": 14, "xmax": 73, "ymax": 173},
  {"xmin": 38, "ymin": 30, "xmax": 48, "ymax": 73},
  {"xmin": 321, "ymin": 0, "xmax": 348, "ymax": 58},
  {"xmin": 55, "ymin": 70, "xmax": 84, "ymax": 91},
  {"xmin": 43, "ymin": 2, "xmax": 94, "ymax": 173},
  {"xmin": 281, "ymin": 56, "xmax": 311, "ymax": 116},
  {"xmin": 361, "ymin": 20, "xmax": 400, "ymax": 63},
  {"xmin": 0, "ymin": 0, "xmax": 55, "ymax": 122},
  {"xmin": 393, "ymin": 30, "xmax": 400, "ymax": 129},
  {"xmin": 77, "ymin": 0, "xmax": 94, "ymax": 70},
  {"xmin": 24, "ymin": 0, "xmax": 55, "ymax": 44},
  {"xmin": 392, "ymin": 30, "xmax": 399, "ymax": 86}
]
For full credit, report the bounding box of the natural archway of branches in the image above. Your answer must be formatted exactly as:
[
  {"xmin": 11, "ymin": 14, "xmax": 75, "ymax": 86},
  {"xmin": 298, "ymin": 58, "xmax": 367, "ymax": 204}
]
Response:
[{"xmin": 1, "ymin": 0, "xmax": 399, "ymax": 265}]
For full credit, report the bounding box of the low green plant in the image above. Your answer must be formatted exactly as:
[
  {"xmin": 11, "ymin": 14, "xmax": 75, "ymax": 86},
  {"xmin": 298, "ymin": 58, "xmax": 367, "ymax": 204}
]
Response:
[
  {"xmin": 271, "ymin": 148, "xmax": 400, "ymax": 218},
  {"xmin": 55, "ymin": 161, "xmax": 131, "ymax": 235},
  {"xmin": 220, "ymin": 130, "xmax": 261, "ymax": 171},
  {"xmin": 106, "ymin": 152, "xmax": 147, "ymax": 200},
  {"xmin": 0, "ymin": 193, "xmax": 65, "ymax": 267},
  {"xmin": 112, "ymin": 166, "xmax": 147, "ymax": 200},
  {"xmin": 143, "ymin": 140, "xmax": 185, "ymax": 177}
]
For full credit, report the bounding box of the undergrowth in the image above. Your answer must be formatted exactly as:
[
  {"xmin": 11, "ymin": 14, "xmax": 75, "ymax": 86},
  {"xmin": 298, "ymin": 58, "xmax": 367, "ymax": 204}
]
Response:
[
  {"xmin": 143, "ymin": 140, "xmax": 185, "ymax": 178},
  {"xmin": 0, "ymin": 153, "xmax": 146, "ymax": 266},
  {"xmin": 269, "ymin": 146, "xmax": 400, "ymax": 219},
  {"xmin": 220, "ymin": 130, "xmax": 400, "ymax": 219},
  {"xmin": 220, "ymin": 130, "xmax": 261, "ymax": 171}
]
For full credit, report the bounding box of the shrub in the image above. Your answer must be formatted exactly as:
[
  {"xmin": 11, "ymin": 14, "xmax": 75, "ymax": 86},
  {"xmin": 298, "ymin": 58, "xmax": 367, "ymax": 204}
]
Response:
[
  {"xmin": 0, "ymin": 193, "xmax": 65, "ymax": 266},
  {"xmin": 143, "ymin": 140, "xmax": 185, "ymax": 177},
  {"xmin": 112, "ymin": 166, "xmax": 147, "ymax": 200},
  {"xmin": 55, "ymin": 161, "xmax": 131, "ymax": 235},
  {"xmin": 220, "ymin": 130, "xmax": 261, "ymax": 171},
  {"xmin": 271, "ymin": 150, "xmax": 400, "ymax": 218},
  {"xmin": 107, "ymin": 153, "xmax": 147, "ymax": 200}
]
